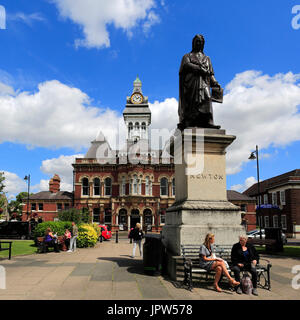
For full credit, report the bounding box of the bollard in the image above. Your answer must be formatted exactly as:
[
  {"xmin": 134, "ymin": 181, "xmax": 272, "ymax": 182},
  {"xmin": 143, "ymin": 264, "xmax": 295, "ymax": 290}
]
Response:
[
  {"xmin": 100, "ymin": 235, "xmax": 103, "ymax": 243},
  {"xmin": 116, "ymin": 230, "xmax": 119, "ymax": 243},
  {"xmin": 130, "ymin": 238, "xmax": 132, "ymax": 244}
]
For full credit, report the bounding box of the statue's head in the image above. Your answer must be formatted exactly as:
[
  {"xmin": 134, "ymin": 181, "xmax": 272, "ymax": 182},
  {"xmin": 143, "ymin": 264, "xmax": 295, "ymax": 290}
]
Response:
[{"xmin": 192, "ymin": 34, "xmax": 205, "ymax": 52}]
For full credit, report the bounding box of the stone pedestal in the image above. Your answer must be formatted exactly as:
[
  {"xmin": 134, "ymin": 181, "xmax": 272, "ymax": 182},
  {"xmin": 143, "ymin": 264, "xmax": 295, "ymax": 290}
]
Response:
[{"xmin": 162, "ymin": 128, "xmax": 245, "ymax": 257}]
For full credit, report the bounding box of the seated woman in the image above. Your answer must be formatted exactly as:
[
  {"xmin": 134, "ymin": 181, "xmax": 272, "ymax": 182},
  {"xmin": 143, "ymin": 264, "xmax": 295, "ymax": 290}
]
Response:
[
  {"xmin": 43, "ymin": 228, "xmax": 59, "ymax": 253},
  {"xmin": 231, "ymin": 235, "xmax": 259, "ymax": 296},
  {"xmin": 64, "ymin": 229, "xmax": 71, "ymax": 250},
  {"xmin": 199, "ymin": 233, "xmax": 240, "ymax": 292}
]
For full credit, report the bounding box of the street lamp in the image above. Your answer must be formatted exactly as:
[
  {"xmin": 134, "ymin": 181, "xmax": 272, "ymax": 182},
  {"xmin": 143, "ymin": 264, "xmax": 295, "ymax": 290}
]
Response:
[
  {"xmin": 24, "ymin": 175, "xmax": 31, "ymax": 220},
  {"xmin": 248, "ymin": 146, "xmax": 262, "ymax": 239}
]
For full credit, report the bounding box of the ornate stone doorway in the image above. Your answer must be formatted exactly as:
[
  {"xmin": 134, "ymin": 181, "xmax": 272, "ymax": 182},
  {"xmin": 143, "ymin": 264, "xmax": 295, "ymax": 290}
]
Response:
[{"xmin": 130, "ymin": 209, "xmax": 140, "ymax": 229}]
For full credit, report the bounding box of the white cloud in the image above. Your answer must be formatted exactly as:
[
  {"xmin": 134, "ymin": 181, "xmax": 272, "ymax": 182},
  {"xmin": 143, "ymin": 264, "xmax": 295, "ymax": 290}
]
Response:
[
  {"xmin": 52, "ymin": 0, "xmax": 160, "ymax": 48},
  {"xmin": 0, "ymin": 80, "xmax": 121, "ymax": 150},
  {"xmin": 0, "ymin": 82, "xmax": 15, "ymax": 96},
  {"xmin": 1, "ymin": 171, "xmax": 27, "ymax": 199},
  {"xmin": 40, "ymin": 154, "xmax": 84, "ymax": 192},
  {"xmin": 8, "ymin": 12, "xmax": 46, "ymax": 26},
  {"xmin": 230, "ymin": 176, "xmax": 257, "ymax": 193},
  {"xmin": 214, "ymin": 70, "xmax": 300, "ymax": 174}
]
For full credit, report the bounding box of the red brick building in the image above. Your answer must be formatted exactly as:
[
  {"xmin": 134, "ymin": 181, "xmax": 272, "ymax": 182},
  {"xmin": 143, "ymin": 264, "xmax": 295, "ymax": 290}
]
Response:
[
  {"xmin": 22, "ymin": 174, "xmax": 72, "ymax": 222},
  {"xmin": 244, "ymin": 169, "xmax": 300, "ymax": 238}
]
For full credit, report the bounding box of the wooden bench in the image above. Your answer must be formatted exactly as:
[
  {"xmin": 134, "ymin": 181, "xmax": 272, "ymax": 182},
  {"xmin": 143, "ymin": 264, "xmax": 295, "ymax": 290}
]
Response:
[
  {"xmin": 0, "ymin": 241, "xmax": 13, "ymax": 260},
  {"xmin": 247, "ymin": 238, "xmax": 276, "ymax": 246},
  {"xmin": 36, "ymin": 236, "xmax": 65, "ymax": 253},
  {"xmin": 181, "ymin": 244, "xmax": 272, "ymax": 291}
]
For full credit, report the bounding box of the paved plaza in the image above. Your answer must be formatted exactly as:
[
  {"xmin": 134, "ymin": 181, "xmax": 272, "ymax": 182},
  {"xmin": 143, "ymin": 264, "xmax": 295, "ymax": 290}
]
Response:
[{"xmin": 0, "ymin": 239, "xmax": 299, "ymax": 300}]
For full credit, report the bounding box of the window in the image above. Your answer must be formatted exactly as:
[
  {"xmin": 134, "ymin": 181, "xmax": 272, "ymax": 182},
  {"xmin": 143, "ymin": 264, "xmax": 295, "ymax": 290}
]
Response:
[
  {"xmin": 121, "ymin": 176, "xmax": 126, "ymax": 196},
  {"xmin": 133, "ymin": 175, "xmax": 138, "ymax": 194},
  {"xmin": 64, "ymin": 203, "xmax": 70, "ymax": 210},
  {"xmin": 82, "ymin": 178, "xmax": 89, "ymax": 196},
  {"xmin": 273, "ymin": 215, "xmax": 279, "ymax": 228},
  {"xmin": 280, "ymin": 191, "xmax": 286, "ymax": 205},
  {"xmin": 128, "ymin": 122, "xmax": 133, "ymax": 131},
  {"xmin": 94, "ymin": 178, "xmax": 101, "ymax": 196},
  {"xmin": 57, "ymin": 203, "xmax": 62, "ymax": 211},
  {"xmin": 281, "ymin": 215, "xmax": 287, "ymax": 230},
  {"xmin": 145, "ymin": 176, "xmax": 150, "ymax": 195},
  {"xmin": 264, "ymin": 216, "xmax": 270, "ymax": 228},
  {"xmin": 160, "ymin": 211, "xmax": 166, "ymax": 224},
  {"xmin": 272, "ymin": 192, "xmax": 277, "ymax": 206},
  {"xmin": 135, "ymin": 122, "xmax": 140, "ymax": 130},
  {"xmin": 31, "ymin": 203, "xmax": 36, "ymax": 211},
  {"xmin": 240, "ymin": 204, "xmax": 247, "ymax": 212},
  {"xmin": 104, "ymin": 208, "xmax": 112, "ymax": 224},
  {"xmin": 105, "ymin": 177, "xmax": 112, "ymax": 196},
  {"xmin": 172, "ymin": 178, "xmax": 175, "ymax": 197},
  {"xmin": 141, "ymin": 122, "xmax": 146, "ymax": 130},
  {"xmin": 264, "ymin": 194, "xmax": 268, "ymax": 205},
  {"xmin": 93, "ymin": 208, "xmax": 100, "ymax": 223},
  {"xmin": 160, "ymin": 177, "xmax": 168, "ymax": 196},
  {"xmin": 38, "ymin": 203, "xmax": 43, "ymax": 211}
]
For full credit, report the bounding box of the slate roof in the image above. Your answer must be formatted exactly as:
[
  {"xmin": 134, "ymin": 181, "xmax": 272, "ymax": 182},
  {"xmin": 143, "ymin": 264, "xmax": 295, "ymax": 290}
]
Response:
[
  {"xmin": 29, "ymin": 191, "xmax": 72, "ymax": 201},
  {"xmin": 227, "ymin": 190, "xmax": 255, "ymax": 202}
]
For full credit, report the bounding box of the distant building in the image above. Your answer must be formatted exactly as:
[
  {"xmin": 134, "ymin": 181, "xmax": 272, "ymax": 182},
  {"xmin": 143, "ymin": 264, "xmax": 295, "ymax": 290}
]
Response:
[
  {"xmin": 244, "ymin": 169, "xmax": 300, "ymax": 238},
  {"xmin": 22, "ymin": 174, "xmax": 72, "ymax": 222}
]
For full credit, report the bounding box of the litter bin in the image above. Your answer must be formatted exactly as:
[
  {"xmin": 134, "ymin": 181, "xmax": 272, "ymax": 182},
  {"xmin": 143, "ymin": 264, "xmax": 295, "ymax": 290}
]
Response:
[
  {"xmin": 143, "ymin": 234, "xmax": 163, "ymax": 275},
  {"xmin": 265, "ymin": 227, "xmax": 283, "ymax": 252}
]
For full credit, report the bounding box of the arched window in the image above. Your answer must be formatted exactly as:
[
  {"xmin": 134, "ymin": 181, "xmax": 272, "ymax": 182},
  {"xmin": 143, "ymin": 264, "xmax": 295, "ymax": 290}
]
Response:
[
  {"xmin": 94, "ymin": 178, "xmax": 101, "ymax": 196},
  {"xmin": 105, "ymin": 177, "xmax": 112, "ymax": 196},
  {"xmin": 145, "ymin": 176, "xmax": 150, "ymax": 196},
  {"xmin": 133, "ymin": 175, "xmax": 138, "ymax": 194},
  {"xmin": 135, "ymin": 122, "xmax": 140, "ymax": 130},
  {"xmin": 93, "ymin": 208, "xmax": 100, "ymax": 223},
  {"xmin": 121, "ymin": 176, "xmax": 126, "ymax": 195},
  {"xmin": 105, "ymin": 208, "xmax": 112, "ymax": 224},
  {"xmin": 172, "ymin": 178, "xmax": 175, "ymax": 197},
  {"xmin": 128, "ymin": 122, "xmax": 133, "ymax": 131},
  {"xmin": 82, "ymin": 178, "xmax": 89, "ymax": 196},
  {"xmin": 141, "ymin": 122, "xmax": 146, "ymax": 130},
  {"xmin": 160, "ymin": 177, "xmax": 168, "ymax": 196}
]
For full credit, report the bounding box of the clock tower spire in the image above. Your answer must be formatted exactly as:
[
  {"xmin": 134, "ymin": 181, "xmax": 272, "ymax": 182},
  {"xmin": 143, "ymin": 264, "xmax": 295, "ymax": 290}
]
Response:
[{"xmin": 123, "ymin": 76, "xmax": 151, "ymax": 147}]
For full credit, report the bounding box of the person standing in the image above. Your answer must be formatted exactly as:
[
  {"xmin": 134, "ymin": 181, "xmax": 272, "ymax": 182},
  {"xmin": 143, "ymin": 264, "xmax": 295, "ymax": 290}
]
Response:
[
  {"xmin": 68, "ymin": 222, "xmax": 78, "ymax": 253},
  {"xmin": 231, "ymin": 236, "xmax": 259, "ymax": 295},
  {"xmin": 130, "ymin": 223, "xmax": 143, "ymax": 258}
]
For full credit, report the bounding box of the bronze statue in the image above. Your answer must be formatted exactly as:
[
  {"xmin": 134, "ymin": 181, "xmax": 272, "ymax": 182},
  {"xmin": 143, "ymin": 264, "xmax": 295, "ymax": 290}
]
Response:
[{"xmin": 178, "ymin": 34, "xmax": 223, "ymax": 130}]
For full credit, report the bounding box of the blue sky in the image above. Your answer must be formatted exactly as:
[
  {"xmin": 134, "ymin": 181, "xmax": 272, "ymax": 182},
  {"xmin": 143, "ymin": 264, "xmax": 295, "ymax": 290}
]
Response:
[{"xmin": 0, "ymin": 0, "xmax": 300, "ymax": 198}]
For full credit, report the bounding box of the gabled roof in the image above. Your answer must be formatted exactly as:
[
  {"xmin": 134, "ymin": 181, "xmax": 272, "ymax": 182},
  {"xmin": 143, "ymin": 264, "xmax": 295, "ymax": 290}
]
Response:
[
  {"xmin": 227, "ymin": 190, "xmax": 255, "ymax": 202},
  {"xmin": 28, "ymin": 191, "xmax": 72, "ymax": 201},
  {"xmin": 243, "ymin": 169, "xmax": 300, "ymax": 196}
]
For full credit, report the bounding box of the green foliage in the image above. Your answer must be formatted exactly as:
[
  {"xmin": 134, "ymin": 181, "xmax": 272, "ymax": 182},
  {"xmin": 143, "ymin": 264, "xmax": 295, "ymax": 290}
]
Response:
[
  {"xmin": 57, "ymin": 207, "xmax": 91, "ymax": 224},
  {"xmin": 92, "ymin": 223, "xmax": 101, "ymax": 237},
  {"xmin": 34, "ymin": 221, "xmax": 73, "ymax": 238},
  {"xmin": 0, "ymin": 172, "xmax": 5, "ymax": 193},
  {"xmin": 77, "ymin": 224, "xmax": 98, "ymax": 248},
  {"xmin": 34, "ymin": 221, "xmax": 98, "ymax": 248},
  {"xmin": 8, "ymin": 192, "xmax": 29, "ymax": 217}
]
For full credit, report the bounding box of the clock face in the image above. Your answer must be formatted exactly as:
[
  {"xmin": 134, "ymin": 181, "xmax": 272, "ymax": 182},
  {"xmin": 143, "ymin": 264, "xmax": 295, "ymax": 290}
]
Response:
[{"xmin": 131, "ymin": 93, "xmax": 143, "ymax": 104}]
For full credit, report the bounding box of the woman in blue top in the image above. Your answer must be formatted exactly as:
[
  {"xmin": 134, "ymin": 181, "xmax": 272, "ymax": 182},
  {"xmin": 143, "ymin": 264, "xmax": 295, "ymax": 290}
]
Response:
[
  {"xmin": 43, "ymin": 228, "xmax": 59, "ymax": 253},
  {"xmin": 199, "ymin": 233, "xmax": 240, "ymax": 292}
]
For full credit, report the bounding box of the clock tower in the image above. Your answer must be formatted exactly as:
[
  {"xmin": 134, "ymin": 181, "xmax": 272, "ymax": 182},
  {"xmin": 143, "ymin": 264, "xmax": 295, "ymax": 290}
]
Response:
[{"xmin": 123, "ymin": 76, "xmax": 151, "ymax": 147}]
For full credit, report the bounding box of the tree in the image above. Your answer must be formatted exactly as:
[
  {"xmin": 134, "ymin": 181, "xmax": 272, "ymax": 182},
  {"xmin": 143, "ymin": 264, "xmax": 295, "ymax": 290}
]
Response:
[
  {"xmin": 0, "ymin": 172, "xmax": 5, "ymax": 193},
  {"xmin": 8, "ymin": 192, "xmax": 29, "ymax": 218},
  {"xmin": 57, "ymin": 207, "xmax": 90, "ymax": 224}
]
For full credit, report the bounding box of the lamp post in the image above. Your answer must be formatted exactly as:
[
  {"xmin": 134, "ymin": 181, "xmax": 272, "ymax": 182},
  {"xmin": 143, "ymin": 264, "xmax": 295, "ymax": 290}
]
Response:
[
  {"xmin": 24, "ymin": 175, "xmax": 31, "ymax": 221},
  {"xmin": 248, "ymin": 146, "xmax": 262, "ymax": 239}
]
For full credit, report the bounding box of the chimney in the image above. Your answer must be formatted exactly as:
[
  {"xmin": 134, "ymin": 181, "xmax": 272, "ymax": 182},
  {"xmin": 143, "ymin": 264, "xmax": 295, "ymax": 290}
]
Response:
[{"xmin": 49, "ymin": 174, "xmax": 61, "ymax": 193}]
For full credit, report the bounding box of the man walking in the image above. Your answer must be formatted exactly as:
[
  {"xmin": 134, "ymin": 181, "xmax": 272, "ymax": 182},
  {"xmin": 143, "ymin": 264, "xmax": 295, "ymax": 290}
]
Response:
[{"xmin": 68, "ymin": 222, "xmax": 78, "ymax": 253}]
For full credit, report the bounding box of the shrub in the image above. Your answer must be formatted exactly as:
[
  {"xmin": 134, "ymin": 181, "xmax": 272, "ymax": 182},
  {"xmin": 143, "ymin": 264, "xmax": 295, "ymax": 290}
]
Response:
[
  {"xmin": 57, "ymin": 208, "xmax": 90, "ymax": 224},
  {"xmin": 92, "ymin": 223, "xmax": 101, "ymax": 238},
  {"xmin": 34, "ymin": 221, "xmax": 73, "ymax": 238},
  {"xmin": 77, "ymin": 224, "xmax": 98, "ymax": 248}
]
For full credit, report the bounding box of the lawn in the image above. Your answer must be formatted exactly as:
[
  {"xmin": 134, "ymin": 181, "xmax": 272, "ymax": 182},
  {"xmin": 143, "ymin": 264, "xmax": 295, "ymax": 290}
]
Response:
[
  {"xmin": 256, "ymin": 245, "xmax": 300, "ymax": 258},
  {"xmin": 0, "ymin": 240, "xmax": 36, "ymax": 259}
]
